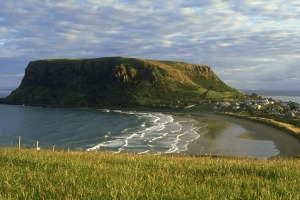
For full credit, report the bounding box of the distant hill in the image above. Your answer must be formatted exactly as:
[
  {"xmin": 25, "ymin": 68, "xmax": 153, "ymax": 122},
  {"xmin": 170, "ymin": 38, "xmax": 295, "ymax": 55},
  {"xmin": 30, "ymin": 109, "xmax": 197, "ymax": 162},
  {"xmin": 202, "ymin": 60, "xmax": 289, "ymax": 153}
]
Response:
[{"xmin": 4, "ymin": 57, "xmax": 243, "ymax": 107}]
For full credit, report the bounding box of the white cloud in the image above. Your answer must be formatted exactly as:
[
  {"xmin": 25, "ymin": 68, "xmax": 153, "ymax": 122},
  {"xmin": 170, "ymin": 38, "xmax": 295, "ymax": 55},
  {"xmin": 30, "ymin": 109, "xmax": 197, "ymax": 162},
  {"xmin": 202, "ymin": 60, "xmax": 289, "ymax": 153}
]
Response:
[{"xmin": 0, "ymin": 0, "xmax": 299, "ymax": 91}]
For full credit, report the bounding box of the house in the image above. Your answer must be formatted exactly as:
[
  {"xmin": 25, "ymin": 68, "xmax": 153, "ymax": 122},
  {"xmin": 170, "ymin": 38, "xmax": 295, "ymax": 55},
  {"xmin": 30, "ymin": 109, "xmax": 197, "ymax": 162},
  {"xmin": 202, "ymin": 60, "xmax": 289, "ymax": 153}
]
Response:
[
  {"xmin": 220, "ymin": 102, "xmax": 231, "ymax": 107},
  {"xmin": 280, "ymin": 102, "xmax": 290, "ymax": 109},
  {"xmin": 232, "ymin": 105, "xmax": 240, "ymax": 111},
  {"xmin": 293, "ymin": 102, "xmax": 300, "ymax": 111},
  {"xmin": 243, "ymin": 100, "xmax": 252, "ymax": 107},
  {"xmin": 251, "ymin": 104, "xmax": 262, "ymax": 110},
  {"xmin": 256, "ymin": 99, "xmax": 269, "ymax": 106},
  {"xmin": 268, "ymin": 100, "xmax": 275, "ymax": 105},
  {"xmin": 285, "ymin": 111, "xmax": 296, "ymax": 118},
  {"xmin": 266, "ymin": 109, "xmax": 280, "ymax": 115}
]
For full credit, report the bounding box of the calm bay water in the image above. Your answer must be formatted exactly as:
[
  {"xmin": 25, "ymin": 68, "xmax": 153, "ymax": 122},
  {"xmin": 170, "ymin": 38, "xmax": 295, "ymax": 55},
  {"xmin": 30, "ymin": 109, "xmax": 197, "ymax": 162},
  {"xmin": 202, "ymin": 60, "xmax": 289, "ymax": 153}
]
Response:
[{"xmin": 0, "ymin": 104, "xmax": 285, "ymax": 158}]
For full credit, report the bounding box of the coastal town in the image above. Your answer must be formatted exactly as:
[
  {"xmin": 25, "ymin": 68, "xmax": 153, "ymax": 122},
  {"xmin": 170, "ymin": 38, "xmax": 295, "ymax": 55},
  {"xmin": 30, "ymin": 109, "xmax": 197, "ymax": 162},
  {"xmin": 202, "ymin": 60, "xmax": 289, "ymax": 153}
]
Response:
[{"xmin": 202, "ymin": 94, "xmax": 300, "ymax": 128}]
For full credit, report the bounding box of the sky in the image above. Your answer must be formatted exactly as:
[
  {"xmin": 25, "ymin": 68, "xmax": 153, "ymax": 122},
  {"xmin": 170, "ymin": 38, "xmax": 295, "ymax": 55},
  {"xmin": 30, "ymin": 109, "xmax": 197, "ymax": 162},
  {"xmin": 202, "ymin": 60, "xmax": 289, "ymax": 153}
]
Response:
[{"xmin": 1, "ymin": 0, "xmax": 300, "ymax": 97}]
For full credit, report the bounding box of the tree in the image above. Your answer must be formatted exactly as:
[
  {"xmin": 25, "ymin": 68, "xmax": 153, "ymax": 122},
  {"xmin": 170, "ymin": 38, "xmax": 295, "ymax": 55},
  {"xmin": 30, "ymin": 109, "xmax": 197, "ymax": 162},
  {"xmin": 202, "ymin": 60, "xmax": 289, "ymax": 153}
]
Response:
[{"xmin": 251, "ymin": 93, "xmax": 258, "ymax": 99}]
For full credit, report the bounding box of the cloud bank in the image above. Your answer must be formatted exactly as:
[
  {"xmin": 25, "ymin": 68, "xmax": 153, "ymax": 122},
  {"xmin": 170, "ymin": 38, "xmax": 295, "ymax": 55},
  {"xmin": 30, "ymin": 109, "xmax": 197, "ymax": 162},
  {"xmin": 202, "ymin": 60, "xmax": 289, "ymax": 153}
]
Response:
[{"xmin": 0, "ymin": 0, "xmax": 300, "ymax": 93}]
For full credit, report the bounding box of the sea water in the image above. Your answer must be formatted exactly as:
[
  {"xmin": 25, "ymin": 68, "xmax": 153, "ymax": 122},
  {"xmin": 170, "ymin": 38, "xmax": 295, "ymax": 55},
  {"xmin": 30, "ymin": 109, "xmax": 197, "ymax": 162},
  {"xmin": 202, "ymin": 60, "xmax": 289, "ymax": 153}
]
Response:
[
  {"xmin": 264, "ymin": 96, "xmax": 299, "ymax": 102},
  {"xmin": 0, "ymin": 104, "xmax": 282, "ymax": 158},
  {"xmin": 242, "ymin": 90, "xmax": 300, "ymax": 102},
  {"xmin": 0, "ymin": 105, "xmax": 201, "ymax": 154}
]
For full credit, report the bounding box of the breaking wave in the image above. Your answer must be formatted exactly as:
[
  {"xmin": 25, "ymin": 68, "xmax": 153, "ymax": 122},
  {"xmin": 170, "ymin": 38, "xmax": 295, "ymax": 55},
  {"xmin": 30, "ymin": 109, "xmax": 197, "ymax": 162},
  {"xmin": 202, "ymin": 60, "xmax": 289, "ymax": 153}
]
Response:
[{"xmin": 86, "ymin": 110, "xmax": 204, "ymax": 154}]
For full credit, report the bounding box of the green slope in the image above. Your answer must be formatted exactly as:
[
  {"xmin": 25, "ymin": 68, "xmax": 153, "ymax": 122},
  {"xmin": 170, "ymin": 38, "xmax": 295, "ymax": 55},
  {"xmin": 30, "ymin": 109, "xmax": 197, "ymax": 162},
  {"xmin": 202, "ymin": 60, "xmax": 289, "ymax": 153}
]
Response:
[
  {"xmin": 1, "ymin": 149, "xmax": 299, "ymax": 199},
  {"xmin": 5, "ymin": 57, "xmax": 243, "ymax": 107}
]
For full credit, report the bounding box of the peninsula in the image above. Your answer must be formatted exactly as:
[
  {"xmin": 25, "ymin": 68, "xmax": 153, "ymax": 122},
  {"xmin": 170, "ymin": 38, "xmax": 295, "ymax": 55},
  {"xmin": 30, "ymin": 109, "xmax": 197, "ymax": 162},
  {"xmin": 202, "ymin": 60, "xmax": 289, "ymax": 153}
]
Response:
[{"xmin": 4, "ymin": 57, "xmax": 243, "ymax": 107}]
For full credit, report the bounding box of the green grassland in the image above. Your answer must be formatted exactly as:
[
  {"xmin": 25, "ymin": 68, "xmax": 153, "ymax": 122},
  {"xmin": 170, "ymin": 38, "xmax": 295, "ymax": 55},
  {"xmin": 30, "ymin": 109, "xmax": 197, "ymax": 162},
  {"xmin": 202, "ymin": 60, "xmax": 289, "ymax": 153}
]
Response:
[{"xmin": 1, "ymin": 148, "xmax": 299, "ymax": 199}]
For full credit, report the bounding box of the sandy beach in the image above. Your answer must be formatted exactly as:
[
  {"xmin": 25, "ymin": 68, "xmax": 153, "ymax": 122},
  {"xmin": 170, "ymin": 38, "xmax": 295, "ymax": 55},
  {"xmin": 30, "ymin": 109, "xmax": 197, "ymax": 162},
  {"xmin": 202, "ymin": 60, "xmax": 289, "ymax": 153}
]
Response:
[{"xmin": 182, "ymin": 112, "xmax": 300, "ymax": 158}]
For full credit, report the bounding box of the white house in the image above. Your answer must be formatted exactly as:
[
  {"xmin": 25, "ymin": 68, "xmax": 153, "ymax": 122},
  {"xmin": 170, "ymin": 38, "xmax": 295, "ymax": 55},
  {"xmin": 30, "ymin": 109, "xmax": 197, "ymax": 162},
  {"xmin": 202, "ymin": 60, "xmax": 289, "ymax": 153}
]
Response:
[
  {"xmin": 256, "ymin": 99, "xmax": 269, "ymax": 106},
  {"xmin": 220, "ymin": 102, "xmax": 231, "ymax": 107}
]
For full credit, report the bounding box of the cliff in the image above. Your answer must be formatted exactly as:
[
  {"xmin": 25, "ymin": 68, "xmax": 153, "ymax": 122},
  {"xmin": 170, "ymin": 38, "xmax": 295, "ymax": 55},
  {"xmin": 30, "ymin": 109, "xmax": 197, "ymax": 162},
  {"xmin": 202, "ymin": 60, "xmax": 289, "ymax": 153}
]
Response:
[{"xmin": 5, "ymin": 57, "xmax": 243, "ymax": 107}]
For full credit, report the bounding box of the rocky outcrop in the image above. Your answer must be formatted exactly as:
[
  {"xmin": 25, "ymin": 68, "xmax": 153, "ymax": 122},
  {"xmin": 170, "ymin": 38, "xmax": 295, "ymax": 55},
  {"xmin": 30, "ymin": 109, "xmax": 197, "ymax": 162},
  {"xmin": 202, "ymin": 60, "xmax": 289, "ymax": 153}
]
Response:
[
  {"xmin": 5, "ymin": 57, "xmax": 242, "ymax": 107},
  {"xmin": 110, "ymin": 64, "xmax": 137, "ymax": 84}
]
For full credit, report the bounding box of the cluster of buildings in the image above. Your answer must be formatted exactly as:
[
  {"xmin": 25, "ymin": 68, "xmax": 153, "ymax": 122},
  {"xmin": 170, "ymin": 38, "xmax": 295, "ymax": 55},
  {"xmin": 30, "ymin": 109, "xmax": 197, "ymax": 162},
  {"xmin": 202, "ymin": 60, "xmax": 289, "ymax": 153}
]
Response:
[{"xmin": 204, "ymin": 98, "xmax": 300, "ymax": 118}]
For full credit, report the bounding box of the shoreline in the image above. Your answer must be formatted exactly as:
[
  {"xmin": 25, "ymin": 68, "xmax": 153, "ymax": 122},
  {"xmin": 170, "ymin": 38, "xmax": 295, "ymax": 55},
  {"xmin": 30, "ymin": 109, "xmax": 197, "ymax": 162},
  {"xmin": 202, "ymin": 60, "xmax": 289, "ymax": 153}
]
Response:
[
  {"xmin": 185, "ymin": 112, "xmax": 300, "ymax": 158},
  {"xmin": 2, "ymin": 104, "xmax": 300, "ymax": 158},
  {"xmin": 222, "ymin": 112, "xmax": 300, "ymax": 137}
]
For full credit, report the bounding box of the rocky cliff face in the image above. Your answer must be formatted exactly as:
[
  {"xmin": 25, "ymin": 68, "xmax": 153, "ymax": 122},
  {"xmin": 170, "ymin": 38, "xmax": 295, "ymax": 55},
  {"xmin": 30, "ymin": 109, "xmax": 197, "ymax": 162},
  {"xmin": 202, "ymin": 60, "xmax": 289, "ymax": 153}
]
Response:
[{"xmin": 5, "ymin": 57, "xmax": 242, "ymax": 107}]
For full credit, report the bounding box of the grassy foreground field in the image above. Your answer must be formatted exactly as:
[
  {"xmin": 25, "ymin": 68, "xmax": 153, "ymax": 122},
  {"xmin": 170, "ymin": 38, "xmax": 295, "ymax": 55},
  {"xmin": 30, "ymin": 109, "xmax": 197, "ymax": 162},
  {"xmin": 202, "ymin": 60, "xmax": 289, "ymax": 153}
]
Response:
[{"xmin": 1, "ymin": 148, "xmax": 300, "ymax": 199}]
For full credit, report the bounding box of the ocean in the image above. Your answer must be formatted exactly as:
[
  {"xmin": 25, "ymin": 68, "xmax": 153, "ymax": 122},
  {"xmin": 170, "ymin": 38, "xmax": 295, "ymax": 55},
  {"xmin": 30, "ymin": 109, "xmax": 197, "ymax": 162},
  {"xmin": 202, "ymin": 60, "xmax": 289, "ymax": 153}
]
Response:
[
  {"xmin": 1, "ymin": 90, "xmax": 299, "ymax": 158},
  {"xmin": 2, "ymin": 104, "xmax": 293, "ymax": 158},
  {"xmin": 242, "ymin": 90, "xmax": 300, "ymax": 102},
  {"xmin": 0, "ymin": 105, "xmax": 201, "ymax": 154}
]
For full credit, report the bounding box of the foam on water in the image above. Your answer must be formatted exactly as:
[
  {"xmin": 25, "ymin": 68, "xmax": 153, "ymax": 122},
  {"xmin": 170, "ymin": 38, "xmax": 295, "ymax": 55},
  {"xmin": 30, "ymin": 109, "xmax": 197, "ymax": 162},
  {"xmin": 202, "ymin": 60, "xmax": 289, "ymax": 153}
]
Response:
[
  {"xmin": 86, "ymin": 111, "xmax": 202, "ymax": 154},
  {"xmin": 99, "ymin": 109, "xmax": 110, "ymax": 113},
  {"xmin": 0, "ymin": 105, "xmax": 290, "ymax": 158}
]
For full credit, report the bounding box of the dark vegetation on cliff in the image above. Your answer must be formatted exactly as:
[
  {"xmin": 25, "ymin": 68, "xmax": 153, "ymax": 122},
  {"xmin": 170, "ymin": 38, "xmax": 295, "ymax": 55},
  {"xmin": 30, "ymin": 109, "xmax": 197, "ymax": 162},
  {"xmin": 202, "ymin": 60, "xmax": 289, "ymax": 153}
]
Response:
[{"xmin": 5, "ymin": 57, "xmax": 243, "ymax": 107}]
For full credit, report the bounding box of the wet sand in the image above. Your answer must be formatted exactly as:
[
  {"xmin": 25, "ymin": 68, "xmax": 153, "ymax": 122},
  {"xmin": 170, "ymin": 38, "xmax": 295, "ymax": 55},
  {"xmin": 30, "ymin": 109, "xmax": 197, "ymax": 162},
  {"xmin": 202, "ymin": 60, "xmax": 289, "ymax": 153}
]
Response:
[{"xmin": 183, "ymin": 112, "xmax": 300, "ymax": 158}]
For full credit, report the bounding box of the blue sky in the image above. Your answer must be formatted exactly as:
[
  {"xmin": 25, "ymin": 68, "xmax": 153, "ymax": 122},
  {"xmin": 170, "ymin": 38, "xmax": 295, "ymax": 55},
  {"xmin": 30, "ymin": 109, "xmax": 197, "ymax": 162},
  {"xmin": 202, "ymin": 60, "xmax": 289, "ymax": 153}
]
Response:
[{"xmin": 1, "ymin": 0, "xmax": 300, "ymax": 97}]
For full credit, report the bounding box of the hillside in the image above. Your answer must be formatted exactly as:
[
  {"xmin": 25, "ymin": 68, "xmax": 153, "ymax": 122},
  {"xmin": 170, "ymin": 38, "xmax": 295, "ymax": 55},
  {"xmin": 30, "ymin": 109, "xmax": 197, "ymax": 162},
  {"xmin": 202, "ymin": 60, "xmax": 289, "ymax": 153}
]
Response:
[
  {"xmin": 5, "ymin": 57, "xmax": 243, "ymax": 107},
  {"xmin": 1, "ymin": 148, "xmax": 300, "ymax": 199}
]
